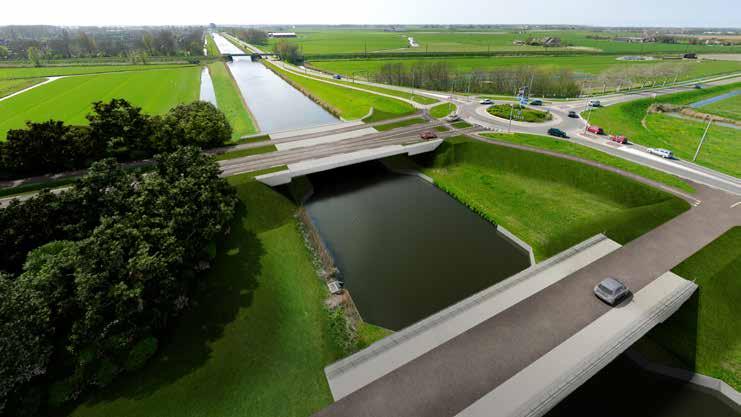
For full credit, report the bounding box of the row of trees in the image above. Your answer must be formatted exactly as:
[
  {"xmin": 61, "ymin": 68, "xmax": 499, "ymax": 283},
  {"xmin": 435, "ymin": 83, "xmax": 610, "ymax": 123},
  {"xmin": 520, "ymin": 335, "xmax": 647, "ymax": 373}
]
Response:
[
  {"xmin": 273, "ymin": 40, "xmax": 304, "ymax": 64},
  {"xmin": 0, "ymin": 99, "xmax": 232, "ymax": 179},
  {"xmin": 236, "ymin": 29, "xmax": 268, "ymax": 45},
  {"xmin": 0, "ymin": 27, "xmax": 206, "ymax": 61},
  {"xmin": 372, "ymin": 61, "xmax": 583, "ymax": 98},
  {"xmin": 0, "ymin": 147, "xmax": 239, "ymax": 416},
  {"xmin": 594, "ymin": 62, "xmax": 693, "ymax": 91}
]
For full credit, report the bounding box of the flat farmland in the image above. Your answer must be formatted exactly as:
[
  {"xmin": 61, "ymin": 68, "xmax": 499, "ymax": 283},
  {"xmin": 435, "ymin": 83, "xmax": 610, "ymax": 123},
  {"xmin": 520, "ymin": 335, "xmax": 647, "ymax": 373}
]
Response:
[
  {"xmin": 267, "ymin": 29, "xmax": 741, "ymax": 55},
  {"xmin": 0, "ymin": 78, "xmax": 45, "ymax": 98},
  {"xmin": 0, "ymin": 66, "xmax": 200, "ymax": 139},
  {"xmin": 0, "ymin": 63, "xmax": 198, "ymax": 80},
  {"xmin": 308, "ymin": 56, "xmax": 741, "ymax": 80}
]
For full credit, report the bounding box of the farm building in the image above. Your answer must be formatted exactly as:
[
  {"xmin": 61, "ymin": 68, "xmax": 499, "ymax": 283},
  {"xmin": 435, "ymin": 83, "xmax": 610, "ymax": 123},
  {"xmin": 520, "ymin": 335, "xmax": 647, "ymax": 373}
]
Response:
[{"xmin": 268, "ymin": 32, "xmax": 297, "ymax": 38}]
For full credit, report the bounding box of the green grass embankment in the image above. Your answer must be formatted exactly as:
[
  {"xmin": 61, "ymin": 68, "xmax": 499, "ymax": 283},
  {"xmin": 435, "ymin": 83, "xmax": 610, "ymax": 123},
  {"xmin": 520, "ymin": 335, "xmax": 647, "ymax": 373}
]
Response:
[
  {"xmin": 0, "ymin": 78, "xmax": 45, "ymax": 98},
  {"xmin": 698, "ymin": 92, "xmax": 741, "ymax": 121},
  {"xmin": 487, "ymin": 104, "xmax": 553, "ymax": 123},
  {"xmin": 66, "ymin": 174, "xmax": 344, "ymax": 417},
  {"xmin": 430, "ymin": 102, "xmax": 456, "ymax": 118},
  {"xmin": 264, "ymin": 61, "xmax": 416, "ymax": 122},
  {"xmin": 375, "ymin": 117, "xmax": 427, "ymax": 131},
  {"xmin": 648, "ymin": 227, "xmax": 740, "ymax": 390},
  {"xmin": 0, "ymin": 67, "xmax": 201, "ymax": 140},
  {"xmin": 587, "ymin": 83, "xmax": 741, "ymax": 177},
  {"xmin": 414, "ymin": 136, "xmax": 690, "ymax": 261},
  {"xmin": 206, "ymin": 34, "xmax": 221, "ymax": 57},
  {"xmin": 480, "ymin": 133, "xmax": 695, "ymax": 193},
  {"xmin": 208, "ymin": 62, "xmax": 258, "ymax": 138},
  {"xmin": 213, "ymin": 144, "xmax": 277, "ymax": 161}
]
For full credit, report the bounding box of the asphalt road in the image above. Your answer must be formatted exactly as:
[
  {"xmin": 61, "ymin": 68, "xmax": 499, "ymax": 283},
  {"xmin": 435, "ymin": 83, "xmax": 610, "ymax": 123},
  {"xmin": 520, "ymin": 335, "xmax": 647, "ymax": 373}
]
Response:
[{"xmin": 313, "ymin": 182, "xmax": 741, "ymax": 417}]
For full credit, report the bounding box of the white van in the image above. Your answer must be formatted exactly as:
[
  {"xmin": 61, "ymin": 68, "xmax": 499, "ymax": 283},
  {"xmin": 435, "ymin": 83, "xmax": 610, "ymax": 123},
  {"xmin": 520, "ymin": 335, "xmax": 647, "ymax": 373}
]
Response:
[{"xmin": 647, "ymin": 148, "xmax": 674, "ymax": 159}]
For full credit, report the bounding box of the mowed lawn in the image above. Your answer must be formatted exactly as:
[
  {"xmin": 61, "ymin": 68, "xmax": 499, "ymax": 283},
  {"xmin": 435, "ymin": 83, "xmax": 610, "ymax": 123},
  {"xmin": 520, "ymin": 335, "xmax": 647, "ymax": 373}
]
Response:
[
  {"xmin": 309, "ymin": 56, "xmax": 741, "ymax": 80},
  {"xmin": 265, "ymin": 61, "xmax": 415, "ymax": 122},
  {"xmin": 208, "ymin": 62, "xmax": 258, "ymax": 138},
  {"xmin": 0, "ymin": 67, "xmax": 201, "ymax": 139},
  {"xmin": 65, "ymin": 174, "xmax": 342, "ymax": 417},
  {"xmin": 587, "ymin": 83, "xmax": 741, "ymax": 177},
  {"xmin": 0, "ymin": 77, "xmax": 45, "ymax": 98},
  {"xmin": 649, "ymin": 227, "xmax": 741, "ymax": 390},
  {"xmin": 414, "ymin": 137, "xmax": 689, "ymax": 260},
  {"xmin": 0, "ymin": 64, "xmax": 197, "ymax": 80},
  {"xmin": 699, "ymin": 92, "xmax": 741, "ymax": 120}
]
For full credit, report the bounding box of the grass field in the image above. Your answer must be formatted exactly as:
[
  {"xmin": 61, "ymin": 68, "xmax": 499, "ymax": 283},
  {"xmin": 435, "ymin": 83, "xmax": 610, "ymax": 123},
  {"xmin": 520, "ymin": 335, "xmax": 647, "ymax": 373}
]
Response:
[
  {"xmin": 414, "ymin": 136, "xmax": 690, "ymax": 261},
  {"xmin": 698, "ymin": 92, "xmax": 741, "ymax": 120},
  {"xmin": 374, "ymin": 117, "xmax": 427, "ymax": 131},
  {"xmin": 309, "ymin": 56, "xmax": 741, "ymax": 81},
  {"xmin": 587, "ymin": 83, "xmax": 741, "ymax": 177},
  {"xmin": 487, "ymin": 104, "xmax": 553, "ymax": 123},
  {"xmin": 0, "ymin": 77, "xmax": 44, "ymax": 98},
  {"xmin": 208, "ymin": 62, "xmax": 258, "ymax": 138},
  {"xmin": 206, "ymin": 34, "xmax": 221, "ymax": 57},
  {"xmin": 213, "ymin": 144, "xmax": 277, "ymax": 161},
  {"xmin": 65, "ymin": 174, "xmax": 342, "ymax": 417},
  {"xmin": 0, "ymin": 63, "xmax": 197, "ymax": 80},
  {"xmin": 430, "ymin": 102, "xmax": 456, "ymax": 118},
  {"xmin": 480, "ymin": 133, "xmax": 695, "ymax": 193},
  {"xmin": 648, "ymin": 227, "xmax": 740, "ymax": 390},
  {"xmin": 265, "ymin": 61, "xmax": 415, "ymax": 122},
  {"xmin": 270, "ymin": 29, "xmax": 741, "ymax": 56},
  {"xmin": 299, "ymin": 71, "xmax": 437, "ymax": 104},
  {"xmin": 0, "ymin": 67, "xmax": 201, "ymax": 140}
]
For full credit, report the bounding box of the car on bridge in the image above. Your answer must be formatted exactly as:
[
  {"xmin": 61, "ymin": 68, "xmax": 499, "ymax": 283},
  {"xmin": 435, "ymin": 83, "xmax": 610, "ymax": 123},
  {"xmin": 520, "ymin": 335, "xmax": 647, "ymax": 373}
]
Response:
[
  {"xmin": 480, "ymin": 98, "xmax": 493, "ymax": 105},
  {"xmin": 594, "ymin": 277, "xmax": 630, "ymax": 306},
  {"xmin": 568, "ymin": 111, "xmax": 579, "ymax": 118},
  {"xmin": 548, "ymin": 128, "xmax": 568, "ymax": 138},
  {"xmin": 419, "ymin": 131, "xmax": 438, "ymax": 140},
  {"xmin": 647, "ymin": 148, "xmax": 674, "ymax": 159},
  {"xmin": 609, "ymin": 134, "xmax": 628, "ymax": 144},
  {"xmin": 587, "ymin": 125, "xmax": 604, "ymax": 135}
]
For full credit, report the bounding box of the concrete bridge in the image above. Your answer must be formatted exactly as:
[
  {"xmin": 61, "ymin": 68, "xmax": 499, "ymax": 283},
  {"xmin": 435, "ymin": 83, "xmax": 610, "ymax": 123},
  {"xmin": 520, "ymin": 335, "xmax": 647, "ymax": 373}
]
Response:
[{"xmin": 222, "ymin": 52, "xmax": 278, "ymax": 61}]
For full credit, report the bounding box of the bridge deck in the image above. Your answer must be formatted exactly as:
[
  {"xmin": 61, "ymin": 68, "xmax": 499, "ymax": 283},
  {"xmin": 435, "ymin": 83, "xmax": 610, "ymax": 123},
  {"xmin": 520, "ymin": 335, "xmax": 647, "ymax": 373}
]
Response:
[{"xmin": 313, "ymin": 186, "xmax": 737, "ymax": 417}]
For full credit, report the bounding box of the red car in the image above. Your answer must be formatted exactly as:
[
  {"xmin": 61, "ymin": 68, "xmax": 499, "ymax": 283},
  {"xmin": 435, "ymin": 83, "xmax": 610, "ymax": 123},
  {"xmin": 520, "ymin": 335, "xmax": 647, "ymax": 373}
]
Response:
[
  {"xmin": 609, "ymin": 135, "xmax": 628, "ymax": 144},
  {"xmin": 587, "ymin": 125, "xmax": 604, "ymax": 135},
  {"xmin": 419, "ymin": 131, "xmax": 438, "ymax": 140}
]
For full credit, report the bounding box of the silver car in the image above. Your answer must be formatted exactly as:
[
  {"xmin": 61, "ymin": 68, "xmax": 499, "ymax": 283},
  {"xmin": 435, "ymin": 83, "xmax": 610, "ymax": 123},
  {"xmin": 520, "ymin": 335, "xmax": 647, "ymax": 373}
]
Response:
[{"xmin": 594, "ymin": 277, "xmax": 629, "ymax": 306}]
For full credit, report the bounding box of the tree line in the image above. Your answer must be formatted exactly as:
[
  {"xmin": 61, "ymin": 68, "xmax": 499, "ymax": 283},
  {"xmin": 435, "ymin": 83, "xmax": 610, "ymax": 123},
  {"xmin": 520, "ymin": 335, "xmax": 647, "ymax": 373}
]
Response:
[
  {"xmin": 0, "ymin": 26, "xmax": 206, "ymax": 61},
  {"xmin": 0, "ymin": 99, "xmax": 232, "ymax": 179},
  {"xmin": 372, "ymin": 61, "xmax": 582, "ymax": 98},
  {"xmin": 0, "ymin": 147, "xmax": 238, "ymax": 416}
]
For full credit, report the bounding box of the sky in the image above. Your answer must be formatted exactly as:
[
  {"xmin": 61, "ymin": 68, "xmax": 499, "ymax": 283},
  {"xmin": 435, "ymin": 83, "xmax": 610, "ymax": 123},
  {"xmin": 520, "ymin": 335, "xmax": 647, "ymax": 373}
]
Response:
[{"xmin": 2, "ymin": 0, "xmax": 740, "ymax": 27}]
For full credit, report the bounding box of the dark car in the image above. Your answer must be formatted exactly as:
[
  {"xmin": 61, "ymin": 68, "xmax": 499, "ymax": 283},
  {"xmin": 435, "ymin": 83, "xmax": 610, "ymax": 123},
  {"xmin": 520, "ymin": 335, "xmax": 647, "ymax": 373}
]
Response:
[
  {"xmin": 568, "ymin": 111, "xmax": 579, "ymax": 118},
  {"xmin": 530, "ymin": 99, "xmax": 543, "ymax": 105},
  {"xmin": 548, "ymin": 128, "xmax": 568, "ymax": 138},
  {"xmin": 419, "ymin": 131, "xmax": 438, "ymax": 140},
  {"xmin": 333, "ymin": 74, "xmax": 342, "ymax": 80}
]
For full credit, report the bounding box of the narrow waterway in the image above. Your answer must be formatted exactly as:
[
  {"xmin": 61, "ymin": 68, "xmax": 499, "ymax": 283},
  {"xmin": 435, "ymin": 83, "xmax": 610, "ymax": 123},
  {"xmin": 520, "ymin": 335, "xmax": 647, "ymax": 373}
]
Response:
[
  {"xmin": 199, "ymin": 67, "xmax": 217, "ymax": 106},
  {"xmin": 210, "ymin": 33, "xmax": 339, "ymax": 133},
  {"xmin": 304, "ymin": 162, "xmax": 531, "ymax": 330},
  {"xmin": 690, "ymin": 89, "xmax": 740, "ymax": 108}
]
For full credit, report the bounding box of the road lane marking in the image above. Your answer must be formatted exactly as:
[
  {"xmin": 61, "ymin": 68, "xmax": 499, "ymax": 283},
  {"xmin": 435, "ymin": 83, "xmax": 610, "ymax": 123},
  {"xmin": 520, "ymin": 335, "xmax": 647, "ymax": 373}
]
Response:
[{"xmin": 731, "ymin": 202, "xmax": 741, "ymax": 209}]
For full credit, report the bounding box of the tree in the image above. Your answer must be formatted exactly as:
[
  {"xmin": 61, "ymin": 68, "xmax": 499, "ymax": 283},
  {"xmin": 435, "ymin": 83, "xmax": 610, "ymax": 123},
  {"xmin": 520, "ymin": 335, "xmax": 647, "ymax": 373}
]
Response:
[
  {"xmin": 86, "ymin": 99, "xmax": 154, "ymax": 159},
  {"xmin": 0, "ymin": 46, "xmax": 9, "ymax": 59},
  {"xmin": 274, "ymin": 40, "xmax": 303, "ymax": 64},
  {"xmin": 241, "ymin": 29, "xmax": 268, "ymax": 45},
  {"xmin": 151, "ymin": 101, "xmax": 232, "ymax": 152},
  {"xmin": 26, "ymin": 46, "xmax": 42, "ymax": 67}
]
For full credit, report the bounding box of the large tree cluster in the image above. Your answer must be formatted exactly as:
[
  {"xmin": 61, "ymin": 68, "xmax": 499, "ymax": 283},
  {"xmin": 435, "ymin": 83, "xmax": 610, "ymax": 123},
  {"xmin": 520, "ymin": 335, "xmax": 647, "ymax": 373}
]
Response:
[
  {"xmin": 0, "ymin": 99, "xmax": 232, "ymax": 179},
  {"xmin": 0, "ymin": 147, "xmax": 238, "ymax": 416}
]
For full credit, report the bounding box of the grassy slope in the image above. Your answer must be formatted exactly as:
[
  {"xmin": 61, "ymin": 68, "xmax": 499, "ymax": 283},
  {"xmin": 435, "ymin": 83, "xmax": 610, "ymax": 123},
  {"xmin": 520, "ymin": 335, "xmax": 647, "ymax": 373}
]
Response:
[
  {"xmin": 66, "ymin": 175, "xmax": 341, "ymax": 417},
  {"xmin": 0, "ymin": 67, "xmax": 200, "ymax": 140},
  {"xmin": 301, "ymin": 71, "xmax": 437, "ymax": 104},
  {"xmin": 205, "ymin": 34, "xmax": 221, "ymax": 57},
  {"xmin": 374, "ymin": 117, "xmax": 427, "ymax": 131},
  {"xmin": 208, "ymin": 62, "xmax": 258, "ymax": 138},
  {"xmin": 265, "ymin": 61, "xmax": 415, "ymax": 122},
  {"xmin": 698, "ymin": 92, "xmax": 741, "ymax": 120},
  {"xmin": 648, "ymin": 227, "xmax": 740, "ymax": 390},
  {"xmin": 356, "ymin": 323, "xmax": 393, "ymax": 350},
  {"xmin": 415, "ymin": 137, "xmax": 689, "ymax": 261},
  {"xmin": 310, "ymin": 56, "xmax": 741, "ymax": 80},
  {"xmin": 0, "ymin": 77, "xmax": 44, "ymax": 98},
  {"xmin": 587, "ymin": 83, "xmax": 741, "ymax": 177},
  {"xmin": 429, "ymin": 102, "xmax": 456, "ymax": 118},
  {"xmin": 481, "ymin": 133, "xmax": 695, "ymax": 193},
  {"xmin": 0, "ymin": 64, "xmax": 197, "ymax": 80}
]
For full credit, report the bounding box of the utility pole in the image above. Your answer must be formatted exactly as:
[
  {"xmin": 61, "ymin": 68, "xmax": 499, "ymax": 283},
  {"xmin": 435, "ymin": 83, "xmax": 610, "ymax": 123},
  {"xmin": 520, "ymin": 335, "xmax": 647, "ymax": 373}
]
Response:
[
  {"xmin": 693, "ymin": 117, "xmax": 713, "ymax": 162},
  {"xmin": 508, "ymin": 103, "xmax": 514, "ymax": 133}
]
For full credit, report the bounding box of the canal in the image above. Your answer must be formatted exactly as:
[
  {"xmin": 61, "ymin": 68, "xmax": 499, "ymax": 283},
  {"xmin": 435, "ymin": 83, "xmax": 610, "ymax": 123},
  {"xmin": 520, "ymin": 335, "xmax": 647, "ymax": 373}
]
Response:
[
  {"xmin": 304, "ymin": 162, "xmax": 531, "ymax": 330},
  {"xmin": 210, "ymin": 33, "xmax": 339, "ymax": 133}
]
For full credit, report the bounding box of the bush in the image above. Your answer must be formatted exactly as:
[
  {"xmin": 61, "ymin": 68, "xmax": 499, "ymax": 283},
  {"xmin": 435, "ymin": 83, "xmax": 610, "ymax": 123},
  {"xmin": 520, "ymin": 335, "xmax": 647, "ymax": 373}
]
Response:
[
  {"xmin": 152, "ymin": 101, "xmax": 232, "ymax": 151},
  {"xmin": 125, "ymin": 337, "xmax": 159, "ymax": 372}
]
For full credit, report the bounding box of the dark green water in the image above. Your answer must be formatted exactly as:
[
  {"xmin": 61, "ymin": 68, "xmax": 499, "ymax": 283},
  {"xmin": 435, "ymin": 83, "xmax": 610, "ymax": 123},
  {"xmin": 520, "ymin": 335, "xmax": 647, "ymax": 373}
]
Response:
[{"xmin": 304, "ymin": 162, "xmax": 531, "ymax": 331}]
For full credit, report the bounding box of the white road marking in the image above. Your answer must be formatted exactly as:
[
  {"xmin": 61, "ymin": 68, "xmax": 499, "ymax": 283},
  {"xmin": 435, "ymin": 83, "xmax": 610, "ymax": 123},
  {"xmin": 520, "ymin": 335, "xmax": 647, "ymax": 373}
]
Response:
[
  {"xmin": 0, "ymin": 76, "xmax": 61, "ymax": 102},
  {"xmin": 731, "ymin": 201, "xmax": 741, "ymax": 209},
  {"xmin": 618, "ymin": 147, "xmax": 740, "ymax": 188}
]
